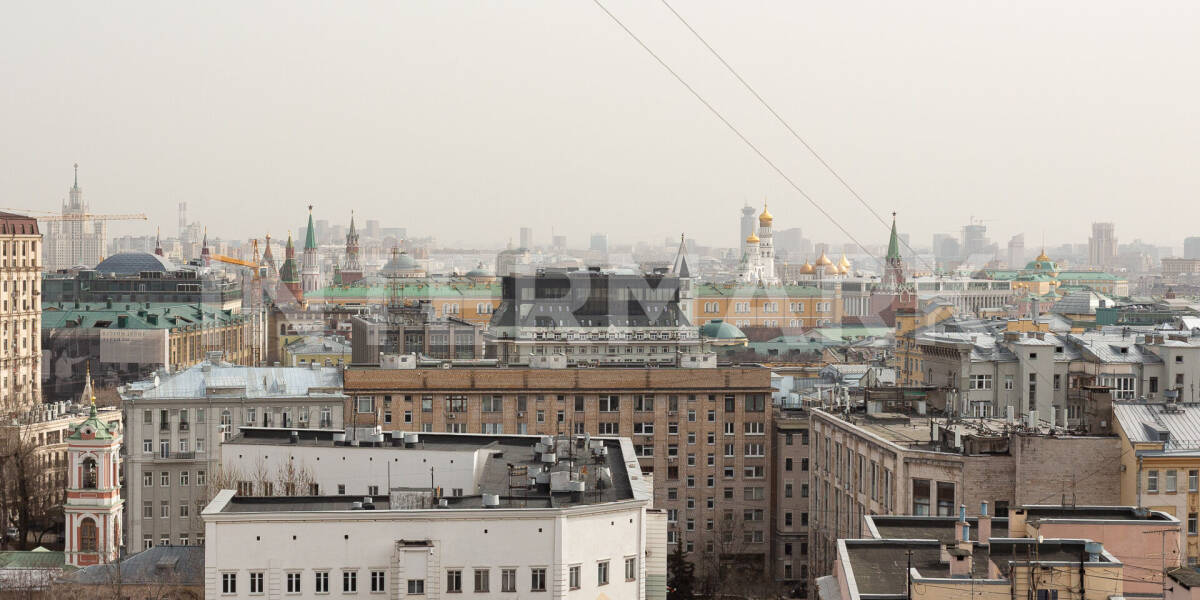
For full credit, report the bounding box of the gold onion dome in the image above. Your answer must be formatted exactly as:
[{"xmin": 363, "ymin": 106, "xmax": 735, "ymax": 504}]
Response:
[
  {"xmin": 746, "ymin": 233, "xmax": 760, "ymax": 244},
  {"xmin": 759, "ymin": 204, "xmax": 773, "ymax": 225},
  {"xmin": 1035, "ymin": 249, "xmax": 1051, "ymax": 262},
  {"xmin": 815, "ymin": 251, "xmax": 833, "ymax": 266},
  {"xmin": 799, "ymin": 261, "xmax": 814, "ymax": 274},
  {"xmin": 839, "ymin": 254, "xmax": 851, "ymax": 269}
]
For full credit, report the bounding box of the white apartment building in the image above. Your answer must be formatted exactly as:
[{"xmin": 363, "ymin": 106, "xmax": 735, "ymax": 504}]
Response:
[
  {"xmin": 119, "ymin": 357, "xmax": 345, "ymax": 551},
  {"xmin": 1, "ymin": 210, "xmax": 42, "ymax": 414},
  {"xmin": 203, "ymin": 430, "xmax": 667, "ymax": 599}
]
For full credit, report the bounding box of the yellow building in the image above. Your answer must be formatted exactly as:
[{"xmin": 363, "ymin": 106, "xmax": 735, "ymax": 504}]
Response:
[
  {"xmin": 1113, "ymin": 401, "xmax": 1200, "ymax": 564},
  {"xmin": 893, "ymin": 298, "xmax": 956, "ymax": 386},
  {"xmin": 981, "ymin": 250, "xmax": 1130, "ymax": 297},
  {"xmin": 282, "ymin": 335, "xmax": 352, "ymax": 367},
  {"xmin": 693, "ymin": 283, "xmax": 841, "ymax": 328}
]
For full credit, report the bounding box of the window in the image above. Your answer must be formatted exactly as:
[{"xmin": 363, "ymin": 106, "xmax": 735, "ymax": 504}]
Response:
[
  {"xmin": 180, "ymin": 471, "xmax": 190, "ymax": 486},
  {"xmin": 1036, "ymin": 590, "xmax": 1059, "ymax": 600},
  {"xmin": 287, "ymin": 572, "xmax": 301, "ymax": 594},
  {"xmin": 744, "ymin": 394, "xmax": 766, "ymax": 412},
  {"xmin": 356, "ymin": 396, "xmax": 374, "ymax": 413},
  {"xmin": 143, "ymin": 472, "xmax": 152, "ymax": 487},
  {"xmin": 161, "ymin": 501, "xmax": 170, "ymax": 518},
  {"xmin": 474, "ymin": 568, "xmax": 490, "ymax": 592},
  {"xmin": 744, "ymin": 422, "xmax": 765, "ymax": 435},
  {"xmin": 161, "ymin": 471, "xmax": 170, "ymax": 486},
  {"xmin": 599, "ymin": 422, "xmax": 619, "ymax": 435},
  {"xmin": 913, "ymin": 479, "xmax": 931, "ymax": 515},
  {"xmin": 315, "ymin": 571, "xmax": 329, "ymax": 593},
  {"xmin": 597, "ymin": 560, "xmax": 610, "ymax": 585},
  {"xmin": 1190, "ymin": 513, "xmax": 1199, "ymax": 536},
  {"xmin": 1168, "ymin": 470, "xmax": 1179, "ymax": 493},
  {"xmin": 343, "ymin": 570, "xmax": 357, "ymax": 592},
  {"xmin": 1148, "ymin": 470, "xmax": 1160, "ymax": 493},
  {"xmin": 569, "ymin": 565, "xmax": 581, "ymax": 590},
  {"xmin": 445, "ymin": 569, "xmax": 461, "ymax": 593},
  {"xmin": 501, "ymin": 569, "xmax": 517, "ymax": 593},
  {"xmin": 1190, "ymin": 470, "xmax": 1198, "ymax": 492},
  {"xmin": 406, "ymin": 579, "xmax": 424, "ymax": 594},
  {"xmin": 531, "ymin": 567, "xmax": 547, "ymax": 591},
  {"xmin": 222, "ymin": 573, "xmax": 237, "ymax": 595},
  {"xmin": 180, "ymin": 503, "xmax": 189, "ymax": 518},
  {"xmin": 599, "ymin": 395, "xmax": 620, "ymax": 412},
  {"xmin": 968, "ymin": 374, "xmax": 992, "ymax": 390}
]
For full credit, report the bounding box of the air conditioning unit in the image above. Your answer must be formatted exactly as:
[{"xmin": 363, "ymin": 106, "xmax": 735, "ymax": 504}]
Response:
[
  {"xmin": 667, "ymin": 411, "xmax": 678, "ymax": 417},
  {"xmin": 447, "ymin": 413, "xmax": 456, "ymax": 420},
  {"xmin": 517, "ymin": 411, "xmax": 525, "ymax": 418}
]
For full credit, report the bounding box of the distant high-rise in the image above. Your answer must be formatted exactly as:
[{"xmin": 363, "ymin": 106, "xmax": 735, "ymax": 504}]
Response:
[
  {"xmin": 1184, "ymin": 236, "xmax": 1200, "ymax": 260},
  {"xmin": 552, "ymin": 235, "xmax": 567, "ymax": 252},
  {"xmin": 589, "ymin": 233, "xmax": 608, "ymax": 254},
  {"xmin": 519, "ymin": 227, "xmax": 533, "ymax": 249},
  {"xmin": 44, "ymin": 164, "xmax": 106, "ymax": 271},
  {"xmin": 740, "ymin": 204, "xmax": 756, "ymax": 249},
  {"xmin": 960, "ymin": 220, "xmax": 991, "ymax": 260},
  {"xmin": 178, "ymin": 202, "xmax": 188, "ymax": 239},
  {"xmin": 1007, "ymin": 234, "xmax": 1025, "ymax": 269},
  {"xmin": 1089, "ymin": 222, "xmax": 1117, "ymax": 268}
]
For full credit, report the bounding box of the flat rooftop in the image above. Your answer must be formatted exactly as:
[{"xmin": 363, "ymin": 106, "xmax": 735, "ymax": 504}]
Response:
[
  {"xmin": 1018, "ymin": 505, "xmax": 1177, "ymax": 523},
  {"xmin": 868, "ymin": 515, "xmax": 1009, "ymax": 543},
  {"xmin": 219, "ymin": 429, "xmax": 639, "ymax": 511},
  {"xmin": 844, "ymin": 538, "xmax": 1116, "ymax": 596}
]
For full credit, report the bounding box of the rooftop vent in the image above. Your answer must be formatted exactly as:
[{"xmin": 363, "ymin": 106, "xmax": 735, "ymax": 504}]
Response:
[{"xmin": 482, "ymin": 494, "xmax": 500, "ymax": 508}]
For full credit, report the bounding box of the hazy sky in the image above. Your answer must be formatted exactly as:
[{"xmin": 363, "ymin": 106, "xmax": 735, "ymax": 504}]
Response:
[{"xmin": 2, "ymin": 1, "xmax": 1198, "ymax": 253}]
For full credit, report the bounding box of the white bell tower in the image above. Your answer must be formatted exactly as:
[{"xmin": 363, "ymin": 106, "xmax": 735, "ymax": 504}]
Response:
[{"xmin": 64, "ymin": 396, "xmax": 123, "ymax": 567}]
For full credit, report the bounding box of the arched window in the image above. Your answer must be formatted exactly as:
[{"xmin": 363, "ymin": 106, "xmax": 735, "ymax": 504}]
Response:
[
  {"xmin": 79, "ymin": 518, "xmax": 97, "ymax": 552},
  {"xmin": 81, "ymin": 457, "xmax": 98, "ymax": 489}
]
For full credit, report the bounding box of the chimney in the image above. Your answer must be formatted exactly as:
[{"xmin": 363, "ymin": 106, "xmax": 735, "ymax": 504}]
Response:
[
  {"xmin": 977, "ymin": 501, "xmax": 992, "ymax": 543},
  {"xmin": 1049, "ymin": 406, "xmax": 1057, "ymax": 430}
]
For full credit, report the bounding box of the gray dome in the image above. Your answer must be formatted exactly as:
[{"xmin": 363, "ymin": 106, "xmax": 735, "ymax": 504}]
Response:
[
  {"xmin": 380, "ymin": 251, "xmax": 420, "ymax": 275},
  {"xmin": 94, "ymin": 252, "xmax": 175, "ymax": 275},
  {"xmin": 699, "ymin": 319, "xmax": 747, "ymax": 340}
]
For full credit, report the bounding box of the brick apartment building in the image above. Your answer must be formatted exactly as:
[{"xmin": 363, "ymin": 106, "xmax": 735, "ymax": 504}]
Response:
[
  {"xmin": 807, "ymin": 405, "xmax": 1121, "ymax": 588},
  {"xmin": 343, "ymin": 365, "xmax": 784, "ymax": 584}
]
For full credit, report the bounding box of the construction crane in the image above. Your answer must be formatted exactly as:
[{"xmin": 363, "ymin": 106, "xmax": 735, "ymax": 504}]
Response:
[
  {"xmin": 210, "ymin": 253, "xmax": 267, "ymax": 277},
  {"xmin": 0, "ymin": 208, "xmax": 147, "ymax": 222}
]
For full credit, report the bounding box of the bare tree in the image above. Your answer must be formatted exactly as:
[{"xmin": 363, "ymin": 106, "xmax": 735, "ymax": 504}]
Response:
[
  {"xmin": 0, "ymin": 424, "xmax": 62, "ymax": 551},
  {"xmin": 689, "ymin": 517, "xmax": 784, "ymax": 600},
  {"xmin": 273, "ymin": 458, "xmax": 315, "ymax": 496},
  {"xmin": 204, "ymin": 463, "xmax": 245, "ymax": 501}
]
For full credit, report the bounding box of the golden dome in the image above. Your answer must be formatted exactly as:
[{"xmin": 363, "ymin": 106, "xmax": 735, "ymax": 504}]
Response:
[
  {"xmin": 838, "ymin": 264, "xmax": 850, "ymax": 275},
  {"xmin": 839, "ymin": 254, "xmax": 851, "ymax": 268},
  {"xmin": 759, "ymin": 203, "xmax": 773, "ymax": 225},
  {"xmin": 815, "ymin": 251, "xmax": 833, "ymax": 266},
  {"xmin": 799, "ymin": 261, "xmax": 814, "ymax": 274},
  {"xmin": 1035, "ymin": 248, "xmax": 1050, "ymax": 262},
  {"xmin": 746, "ymin": 233, "xmax": 760, "ymax": 244}
]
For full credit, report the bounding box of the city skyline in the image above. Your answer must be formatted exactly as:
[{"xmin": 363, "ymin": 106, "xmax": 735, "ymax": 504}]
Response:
[{"xmin": 2, "ymin": 2, "xmax": 1198, "ymax": 247}]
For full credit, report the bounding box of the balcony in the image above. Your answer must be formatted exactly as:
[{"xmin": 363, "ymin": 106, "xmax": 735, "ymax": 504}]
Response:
[{"xmin": 154, "ymin": 451, "xmax": 197, "ymax": 461}]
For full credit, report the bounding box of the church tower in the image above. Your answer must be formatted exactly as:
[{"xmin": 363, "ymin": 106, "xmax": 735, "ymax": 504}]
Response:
[
  {"xmin": 301, "ymin": 206, "xmax": 320, "ymax": 293},
  {"xmin": 881, "ymin": 213, "xmax": 905, "ymax": 292},
  {"xmin": 64, "ymin": 377, "xmax": 123, "ymax": 567},
  {"xmin": 279, "ymin": 232, "xmax": 303, "ymax": 303},
  {"xmin": 340, "ymin": 211, "xmax": 363, "ymax": 285},
  {"xmin": 757, "ymin": 203, "xmax": 777, "ymax": 284},
  {"xmin": 671, "ymin": 233, "xmax": 695, "ymax": 324}
]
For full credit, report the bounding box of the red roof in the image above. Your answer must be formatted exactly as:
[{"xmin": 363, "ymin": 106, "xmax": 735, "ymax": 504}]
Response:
[{"xmin": 0, "ymin": 211, "xmax": 39, "ymax": 235}]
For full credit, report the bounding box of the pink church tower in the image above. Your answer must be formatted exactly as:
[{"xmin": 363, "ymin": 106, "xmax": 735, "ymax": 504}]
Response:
[{"xmin": 64, "ymin": 378, "xmax": 124, "ymax": 567}]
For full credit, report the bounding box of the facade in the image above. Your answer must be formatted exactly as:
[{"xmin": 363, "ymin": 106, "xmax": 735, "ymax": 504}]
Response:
[
  {"xmin": 350, "ymin": 309, "xmax": 484, "ymax": 365},
  {"xmin": 486, "ymin": 270, "xmax": 702, "ymax": 367},
  {"xmin": 342, "ymin": 365, "xmax": 778, "ymax": 581},
  {"xmin": 1113, "ymin": 400, "xmax": 1200, "ymax": 565},
  {"xmin": 43, "ymin": 257, "xmax": 243, "ymax": 310},
  {"xmin": 41, "ymin": 301, "xmax": 253, "ymax": 402},
  {"xmin": 63, "ymin": 403, "xmax": 124, "ymax": 567},
  {"xmin": 306, "ymin": 280, "xmax": 501, "ymax": 327},
  {"xmin": 981, "ymin": 250, "xmax": 1130, "ymax": 297},
  {"xmin": 807, "ymin": 407, "xmax": 1122, "ymax": 584},
  {"xmin": 1164, "ymin": 258, "xmax": 1200, "ymax": 277},
  {"xmin": 896, "ymin": 329, "xmax": 1200, "ymax": 421},
  {"xmin": 203, "ymin": 431, "xmax": 666, "ymax": 600},
  {"xmin": 282, "ymin": 334, "xmax": 352, "ymax": 367},
  {"xmin": 694, "ymin": 283, "xmax": 841, "ymax": 329},
  {"xmin": 0, "ymin": 210, "xmax": 42, "ymax": 414},
  {"xmin": 43, "ymin": 165, "xmax": 106, "ymax": 272},
  {"xmin": 772, "ymin": 407, "xmax": 810, "ymax": 596},
  {"xmin": 119, "ymin": 359, "xmax": 346, "ymax": 553},
  {"xmin": 1089, "ymin": 221, "xmax": 1118, "ymax": 269}
]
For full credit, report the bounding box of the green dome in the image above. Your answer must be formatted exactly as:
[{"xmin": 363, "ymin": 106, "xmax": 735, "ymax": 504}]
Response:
[{"xmin": 699, "ymin": 319, "xmax": 746, "ymax": 340}]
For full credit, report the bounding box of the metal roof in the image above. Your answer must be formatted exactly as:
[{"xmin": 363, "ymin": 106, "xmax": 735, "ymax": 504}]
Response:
[
  {"xmin": 1114, "ymin": 402, "xmax": 1200, "ymax": 447},
  {"xmin": 124, "ymin": 362, "xmax": 345, "ymax": 400}
]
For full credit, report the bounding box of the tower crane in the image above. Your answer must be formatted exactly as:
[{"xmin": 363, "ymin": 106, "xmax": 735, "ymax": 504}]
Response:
[{"xmin": 0, "ymin": 208, "xmax": 147, "ymax": 223}]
